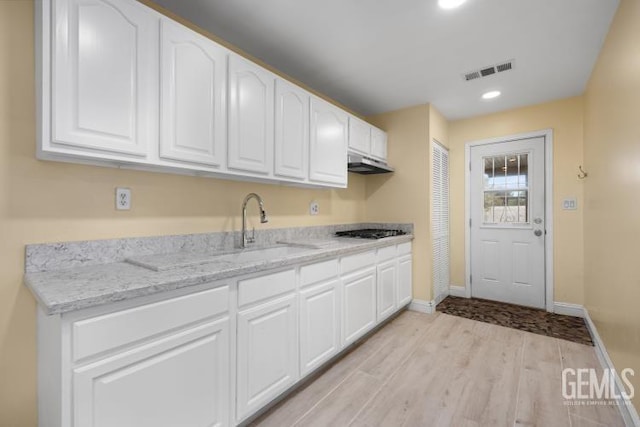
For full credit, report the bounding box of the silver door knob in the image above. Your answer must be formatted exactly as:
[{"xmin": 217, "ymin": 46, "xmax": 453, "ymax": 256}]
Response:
[{"xmin": 534, "ymin": 229, "xmax": 542, "ymax": 236}]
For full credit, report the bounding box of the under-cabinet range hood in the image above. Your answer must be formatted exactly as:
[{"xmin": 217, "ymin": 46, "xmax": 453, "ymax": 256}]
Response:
[{"xmin": 347, "ymin": 153, "xmax": 394, "ymax": 175}]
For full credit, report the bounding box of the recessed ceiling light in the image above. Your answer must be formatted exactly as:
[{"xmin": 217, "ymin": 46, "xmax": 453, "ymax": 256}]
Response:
[
  {"xmin": 438, "ymin": 0, "xmax": 467, "ymax": 9},
  {"xmin": 482, "ymin": 90, "xmax": 501, "ymax": 100}
]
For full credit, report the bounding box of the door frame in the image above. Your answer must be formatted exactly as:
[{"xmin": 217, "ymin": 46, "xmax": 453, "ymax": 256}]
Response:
[{"xmin": 464, "ymin": 129, "xmax": 554, "ymax": 312}]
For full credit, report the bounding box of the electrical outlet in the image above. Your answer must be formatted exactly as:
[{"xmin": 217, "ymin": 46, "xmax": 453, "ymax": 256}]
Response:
[
  {"xmin": 116, "ymin": 188, "xmax": 131, "ymax": 210},
  {"xmin": 309, "ymin": 201, "xmax": 319, "ymax": 215},
  {"xmin": 562, "ymin": 197, "xmax": 577, "ymax": 210}
]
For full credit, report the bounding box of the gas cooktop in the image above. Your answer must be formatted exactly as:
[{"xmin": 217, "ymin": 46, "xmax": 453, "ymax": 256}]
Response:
[{"xmin": 335, "ymin": 229, "xmax": 407, "ymax": 240}]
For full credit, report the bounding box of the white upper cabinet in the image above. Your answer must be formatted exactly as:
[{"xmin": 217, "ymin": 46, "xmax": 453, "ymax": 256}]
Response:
[
  {"xmin": 159, "ymin": 19, "xmax": 227, "ymax": 168},
  {"xmin": 348, "ymin": 117, "xmax": 371, "ymax": 155},
  {"xmin": 39, "ymin": 0, "xmax": 360, "ymax": 187},
  {"xmin": 274, "ymin": 79, "xmax": 309, "ymax": 180},
  {"xmin": 50, "ymin": 0, "xmax": 158, "ymax": 158},
  {"xmin": 227, "ymin": 55, "xmax": 275, "ymax": 175},
  {"xmin": 309, "ymin": 97, "xmax": 348, "ymax": 187},
  {"xmin": 370, "ymin": 127, "xmax": 388, "ymax": 161}
]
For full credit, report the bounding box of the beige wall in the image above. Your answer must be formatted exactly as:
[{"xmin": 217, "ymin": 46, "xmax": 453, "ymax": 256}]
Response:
[
  {"xmin": 0, "ymin": 2, "xmax": 366, "ymax": 424},
  {"xmin": 583, "ymin": 0, "xmax": 640, "ymax": 409},
  {"xmin": 448, "ymin": 97, "xmax": 585, "ymax": 304},
  {"xmin": 366, "ymin": 105, "xmax": 431, "ymax": 300}
]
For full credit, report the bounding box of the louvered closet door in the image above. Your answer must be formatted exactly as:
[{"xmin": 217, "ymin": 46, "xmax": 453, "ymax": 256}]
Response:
[{"xmin": 432, "ymin": 141, "xmax": 450, "ymax": 303}]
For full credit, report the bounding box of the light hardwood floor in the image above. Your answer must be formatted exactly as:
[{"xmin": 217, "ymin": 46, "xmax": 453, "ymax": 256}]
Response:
[{"xmin": 251, "ymin": 311, "xmax": 626, "ymax": 427}]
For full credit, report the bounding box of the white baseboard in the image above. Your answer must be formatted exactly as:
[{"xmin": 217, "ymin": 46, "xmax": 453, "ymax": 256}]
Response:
[
  {"xmin": 553, "ymin": 302, "xmax": 585, "ymax": 318},
  {"xmin": 434, "ymin": 291, "xmax": 448, "ymax": 306},
  {"xmin": 408, "ymin": 299, "xmax": 435, "ymax": 314},
  {"xmin": 582, "ymin": 308, "xmax": 640, "ymax": 426},
  {"xmin": 449, "ymin": 285, "xmax": 467, "ymax": 298}
]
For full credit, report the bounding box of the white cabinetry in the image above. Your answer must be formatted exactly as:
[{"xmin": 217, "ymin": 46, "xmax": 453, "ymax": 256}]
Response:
[
  {"xmin": 309, "ymin": 97, "xmax": 348, "ymax": 187},
  {"xmin": 341, "ymin": 251, "xmax": 377, "ymax": 345},
  {"xmin": 236, "ymin": 270, "xmax": 298, "ymax": 422},
  {"xmin": 299, "ymin": 259, "xmax": 341, "ymax": 377},
  {"xmin": 274, "ymin": 79, "xmax": 309, "ymax": 180},
  {"xmin": 73, "ymin": 317, "xmax": 229, "ymax": 427},
  {"xmin": 376, "ymin": 246, "xmax": 398, "ymax": 321},
  {"xmin": 47, "ymin": 0, "xmax": 158, "ymax": 159},
  {"xmin": 37, "ymin": 242, "xmax": 413, "ymax": 427},
  {"xmin": 46, "ymin": 286, "xmax": 233, "ymax": 427},
  {"xmin": 227, "ymin": 55, "xmax": 274, "ymax": 175},
  {"xmin": 370, "ymin": 127, "xmax": 388, "ymax": 161},
  {"xmin": 159, "ymin": 19, "xmax": 227, "ymax": 168},
  {"xmin": 397, "ymin": 243, "xmax": 413, "ymax": 306},
  {"xmin": 348, "ymin": 117, "xmax": 371, "ymax": 155}
]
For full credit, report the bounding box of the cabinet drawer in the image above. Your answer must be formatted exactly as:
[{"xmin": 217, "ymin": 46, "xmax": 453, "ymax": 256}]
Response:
[
  {"xmin": 377, "ymin": 245, "xmax": 396, "ymax": 262},
  {"xmin": 238, "ymin": 269, "xmax": 296, "ymax": 307},
  {"xmin": 398, "ymin": 242, "xmax": 412, "ymax": 256},
  {"xmin": 300, "ymin": 258, "xmax": 339, "ymax": 288},
  {"xmin": 341, "ymin": 250, "xmax": 375, "ymax": 275},
  {"xmin": 73, "ymin": 286, "xmax": 229, "ymax": 362}
]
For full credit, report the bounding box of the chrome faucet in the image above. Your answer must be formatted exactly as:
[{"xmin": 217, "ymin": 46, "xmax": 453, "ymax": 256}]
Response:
[{"xmin": 241, "ymin": 193, "xmax": 268, "ymax": 248}]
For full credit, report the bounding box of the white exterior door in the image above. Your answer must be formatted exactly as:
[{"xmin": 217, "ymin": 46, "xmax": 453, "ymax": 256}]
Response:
[
  {"xmin": 160, "ymin": 19, "xmax": 227, "ymax": 167},
  {"xmin": 470, "ymin": 137, "xmax": 546, "ymax": 309},
  {"xmin": 52, "ymin": 0, "xmax": 157, "ymax": 157}
]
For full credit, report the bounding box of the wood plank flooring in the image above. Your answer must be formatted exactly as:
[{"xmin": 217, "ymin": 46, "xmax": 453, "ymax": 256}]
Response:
[{"xmin": 251, "ymin": 311, "xmax": 625, "ymax": 427}]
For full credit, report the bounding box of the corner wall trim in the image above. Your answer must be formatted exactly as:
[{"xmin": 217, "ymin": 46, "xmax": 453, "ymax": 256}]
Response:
[
  {"xmin": 582, "ymin": 308, "xmax": 640, "ymax": 426},
  {"xmin": 408, "ymin": 299, "xmax": 435, "ymax": 314},
  {"xmin": 434, "ymin": 291, "xmax": 448, "ymax": 306},
  {"xmin": 553, "ymin": 302, "xmax": 585, "ymax": 318},
  {"xmin": 449, "ymin": 286, "xmax": 467, "ymax": 298}
]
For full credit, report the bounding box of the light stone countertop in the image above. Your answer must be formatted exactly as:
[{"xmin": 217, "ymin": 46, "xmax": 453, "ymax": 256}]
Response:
[{"xmin": 25, "ymin": 235, "xmax": 413, "ymax": 315}]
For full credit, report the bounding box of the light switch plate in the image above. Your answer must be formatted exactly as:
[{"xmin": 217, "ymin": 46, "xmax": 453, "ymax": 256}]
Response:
[
  {"xmin": 116, "ymin": 188, "xmax": 131, "ymax": 210},
  {"xmin": 562, "ymin": 197, "xmax": 577, "ymax": 210}
]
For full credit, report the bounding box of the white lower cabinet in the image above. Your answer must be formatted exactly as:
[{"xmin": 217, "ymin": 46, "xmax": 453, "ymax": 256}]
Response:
[
  {"xmin": 397, "ymin": 243, "xmax": 413, "ymax": 307},
  {"xmin": 342, "ymin": 267, "xmax": 377, "ymax": 346},
  {"xmin": 299, "ymin": 278, "xmax": 341, "ymax": 377},
  {"xmin": 38, "ymin": 243, "xmax": 412, "ymax": 427},
  {"xmin": 376, "ymin": 259, "xmax": 397, "ymax": 321},
  {"xmin": 236, "ymin": 294, "xmax": 298, "ymax": 422}
]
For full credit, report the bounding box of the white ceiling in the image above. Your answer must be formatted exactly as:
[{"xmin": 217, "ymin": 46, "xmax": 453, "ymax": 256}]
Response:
[{"xmin": 151, "ymin": 0, "xmax": 619, "ymax": 120}]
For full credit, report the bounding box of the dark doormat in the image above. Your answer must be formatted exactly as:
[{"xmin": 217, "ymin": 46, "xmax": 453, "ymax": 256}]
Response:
[{"xmin": 436, "ymin": 296, "xmax": 593, "ymax": 346}]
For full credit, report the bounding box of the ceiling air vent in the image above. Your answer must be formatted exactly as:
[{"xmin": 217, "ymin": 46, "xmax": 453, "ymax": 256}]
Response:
[
  {"xmin": 464, "ymin": 71, "xmax": 481, "ymax": 81},
  {"xmin": 480, "ymin": 67, "xmax": 496, "ymax": 77},
  {"xmin": 463, "ymin": 59, "xmax": 515, "ymax": 82}
]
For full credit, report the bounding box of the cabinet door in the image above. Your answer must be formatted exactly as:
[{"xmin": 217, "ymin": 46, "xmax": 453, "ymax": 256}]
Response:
[
  {"xmin": 160, "ymin": 19, "xmax": 227, "ymax": 167},
  {"xmin": 377, "ymin": 259, "xmax": 397, "ymax": 321},
  {"xmin": 274, "ymin": 79, "xmax": 309, "ymax": 180},
  {"xmin": 228, "ymin": 55, "xmax": 274, "ymax": 174},
  {"xmin": 370, "ymin": 127, "xmax": 388, "ymax": 161},
  {"xmin": 73, "ymin": 318, "xmax": 230, "ymax": 427},
  {"xmin": 397, "ymin": 254, "xmax": 413, "ymax": 307},
  {"xmin": 348, "ymin": 116, "xmax": 371, "ymax": 155},
  {"xmin": 299, "ymin": 279, "xmax": 341, "ymax": 377},
  {"xmin": 237, "ymin": 294, "xmax": 298, "ymax": 421},
  {"xmin": 52, "ymin": 0, "xmax": 157, "ymax": 157},
  {"xmin": 342, "ymin": 267, "xmax": 376, "ymax": 345},
  {"xmin": 309, "ymin": 97, "xmax": 348, "ymax": 186}
]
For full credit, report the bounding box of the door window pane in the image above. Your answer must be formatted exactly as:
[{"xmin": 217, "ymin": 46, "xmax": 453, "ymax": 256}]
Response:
[
  {"xmin": 483, "ymin": 153, "xmax": 528, "ymax": 189},
  {"xmin": 483, "ymin": 153, "xmax": 529, "ymax": 224}
]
